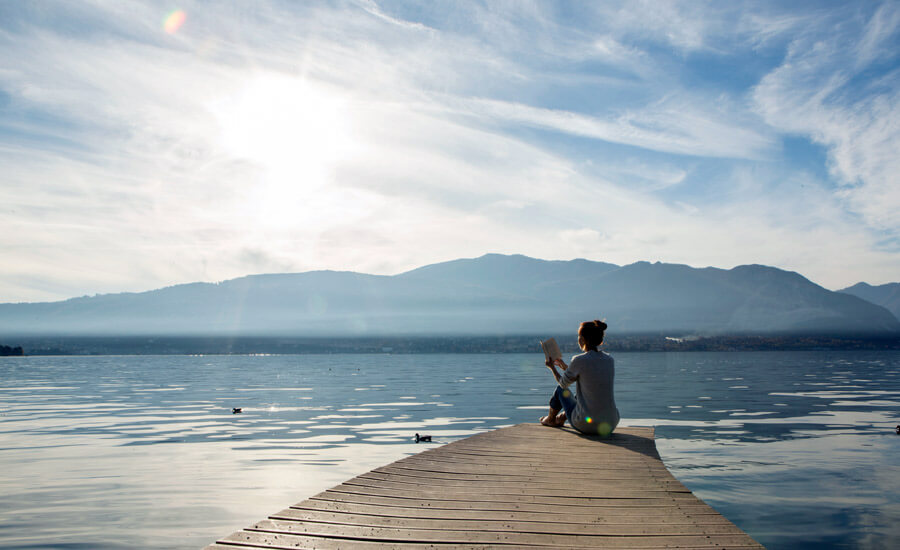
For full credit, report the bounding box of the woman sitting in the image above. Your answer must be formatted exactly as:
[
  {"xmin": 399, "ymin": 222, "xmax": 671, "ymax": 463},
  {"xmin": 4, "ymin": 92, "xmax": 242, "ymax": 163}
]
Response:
[{"xmin": 542, "ymin": 320, "xmax": 619, "ymax": 437}]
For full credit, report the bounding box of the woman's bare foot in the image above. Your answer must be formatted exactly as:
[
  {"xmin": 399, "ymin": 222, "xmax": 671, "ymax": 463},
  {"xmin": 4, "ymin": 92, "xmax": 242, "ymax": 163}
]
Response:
[
  {"xmin": 541, "ymin": 407, "xmax": 562, "ymax": 427},
  {"xmin": 554, "ymin": 412, "xmax": 567, "ymax": 426}
]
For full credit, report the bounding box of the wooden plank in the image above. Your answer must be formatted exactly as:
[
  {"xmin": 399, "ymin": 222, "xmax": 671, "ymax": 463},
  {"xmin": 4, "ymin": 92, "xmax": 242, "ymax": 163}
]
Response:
[
  {"xmin": 210, "ymin": 533, "xmax": 530, "ymax": 549},
  {"xmin": 363, "ymin": 467, "xmax": 679, "ymax": 484},
  {"xmin": 453, "ymin": 438, "xmax": 659, "ymax": 448},
  {"xmin": 354, "ymin": 472, "xmax": 687, "ymax": 489},
  {"xmin": 320, "ymin": 490, "xmax": 694, "ymax": 506},
  {"xmin": 219, "ymin": 528, "xmax": 763, "ymax": 549},
  {"xmin": 268, "ymin": 509, "xmax": 748, "ymax": 535},
  {"xmin": 374, "ymin": 461, "xmax": 671, "ymax": 477},
  {"xmin": 310, "ymin": 492, "xmax": 715, "ymax": 512},
  {"xmin": 339, "ymin": 477, "xmax": 692, "ymax": 495},
  {"xmin": 382, "ymin": 460, "xmax": 666, "ymax": 474},
  {"xmin": 204, "ymin": 424, "xmax": 764, "ymax": 549},
  {"xmin": 289, "ymin": 500, "xmax": 730, "ymax": 521},
  {"xmin": 408, "ymin": 447, "xmax": 662, "ymax": 462},
  {"xmin": 353, "ymin": 466, "xmax": 684, "ymax": 484},
  {"xmin": 435, "ymin": 445, "xmax": 658, "ymax": 456},
  {"xmin": 207, "ymin": 544, "xmax": 762, "ymax": 550},
  {"xmin": 247, "ymin": 518, "xmax": 759, "ymax": 545},
  {"xmin": 395, "ymin": 449, "xmax": 660, "ymax": 463},
  {"xmin": 366, "ymin": 463, "xmax": 677, "ymax": 477}
]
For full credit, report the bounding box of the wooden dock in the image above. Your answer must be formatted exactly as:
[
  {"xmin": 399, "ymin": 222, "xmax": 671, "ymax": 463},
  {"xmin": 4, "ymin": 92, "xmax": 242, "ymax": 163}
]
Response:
[{"xmin": 205, "ymin": 423, "xmax": 764, "ymax": 549}]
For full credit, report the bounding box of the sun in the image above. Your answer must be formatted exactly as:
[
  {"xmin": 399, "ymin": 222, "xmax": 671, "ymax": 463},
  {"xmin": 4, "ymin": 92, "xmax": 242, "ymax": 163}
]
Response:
[{"xmin": 210, "ymin": 73, "xmax": 352, "ymax": 227}]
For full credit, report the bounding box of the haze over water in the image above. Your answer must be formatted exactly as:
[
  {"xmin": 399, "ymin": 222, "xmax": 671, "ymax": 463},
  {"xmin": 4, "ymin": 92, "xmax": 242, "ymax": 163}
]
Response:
[{"xmin": 1, "ymin": 350, "xmax": 899, "ymax": 549}]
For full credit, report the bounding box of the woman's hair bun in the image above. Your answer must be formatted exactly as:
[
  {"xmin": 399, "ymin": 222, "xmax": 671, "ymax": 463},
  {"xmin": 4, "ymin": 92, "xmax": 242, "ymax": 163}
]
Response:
[{"xmin": 579, "ymin": 319, "xmax": 607, "ymax": 350}]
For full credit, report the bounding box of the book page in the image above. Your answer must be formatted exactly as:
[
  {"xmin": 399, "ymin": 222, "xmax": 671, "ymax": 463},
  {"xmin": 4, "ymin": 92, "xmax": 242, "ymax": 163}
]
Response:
[{"xmin": 540, "ymin": 338, "xmax": 562, "ymax": 362}]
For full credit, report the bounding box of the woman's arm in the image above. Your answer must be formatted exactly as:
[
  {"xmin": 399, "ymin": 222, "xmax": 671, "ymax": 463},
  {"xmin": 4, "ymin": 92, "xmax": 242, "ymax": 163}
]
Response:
[
  {"xmin": 551, "ymin": 357, "xmax": 580, "ymax": 389},
  {"xmin": 545, "ymin": 358, "xmax": 567, "ymax": 383}
]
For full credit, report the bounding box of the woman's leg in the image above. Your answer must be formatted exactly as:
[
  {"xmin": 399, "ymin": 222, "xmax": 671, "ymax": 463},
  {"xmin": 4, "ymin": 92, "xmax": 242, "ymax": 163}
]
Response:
[
  {"xmin": 540, "ymin": 387, "xmax": 563, "ymax": 426},
  {"xmin": 542, "ymin": 386, "xmax": 575, "ymax": 427},
  {"xmin": 553, "ymin": 386, "xmax": 576, "ymax": 425}
]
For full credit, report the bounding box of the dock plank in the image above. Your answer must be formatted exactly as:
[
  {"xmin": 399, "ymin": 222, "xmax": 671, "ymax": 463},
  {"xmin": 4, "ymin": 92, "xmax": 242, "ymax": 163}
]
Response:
[
  {"xmin": 204, "ymin": 424, "xmax": 764, "ymax": 549},
  {"xmin": 266, "ymin": 510, "xmax": 748, "ymax": 535},
  {"xmin": 311, "ymin": 491, "xmax": 713, "ymax": 512},
  {"xmin": 288, "ymin": 501, "xmax": 730, "ymax": 521}
]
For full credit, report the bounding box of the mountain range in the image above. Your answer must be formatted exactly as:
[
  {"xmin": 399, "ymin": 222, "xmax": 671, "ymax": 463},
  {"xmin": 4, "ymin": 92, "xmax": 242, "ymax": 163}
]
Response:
[
  {"xmin": 1, "ymin": 254, "xmax": 897, "ymax": 336},
  {"xmin": 838, "ymin": 282, "xmax": 900, "ymax": 319}
]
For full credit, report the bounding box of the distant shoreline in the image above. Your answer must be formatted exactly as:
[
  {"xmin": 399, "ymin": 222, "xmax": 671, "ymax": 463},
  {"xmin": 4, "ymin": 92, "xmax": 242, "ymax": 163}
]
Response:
[
  {"xmin": 5, "ymin": 333, "xmax": 899, "ymax": 356},
  {"xmin": 0, "ymin": 344, "xmax": 24, "ymax": 356}
]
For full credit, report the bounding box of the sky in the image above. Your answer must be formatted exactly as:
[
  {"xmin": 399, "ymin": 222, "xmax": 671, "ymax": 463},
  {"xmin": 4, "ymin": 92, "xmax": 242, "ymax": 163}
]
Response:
[{"xmin": 1, "ymin": 0, "xmax": 899, "ymax": 302}]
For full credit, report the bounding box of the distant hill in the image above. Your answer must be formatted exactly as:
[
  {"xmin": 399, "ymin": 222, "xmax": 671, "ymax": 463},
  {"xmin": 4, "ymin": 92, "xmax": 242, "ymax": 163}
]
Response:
[
  {"xmin": 839, "ymin": 282, "xmax": 900, "ymax": 319},
  {"xmin": 1, "ymin": 254, "xmax": 897, "ymax": 336}
]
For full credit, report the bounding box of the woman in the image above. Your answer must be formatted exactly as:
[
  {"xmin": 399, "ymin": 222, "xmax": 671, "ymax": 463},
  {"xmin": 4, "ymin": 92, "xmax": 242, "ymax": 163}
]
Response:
[{"xmin": 541, "ymin": 320, "xmax": 619, "ymax": 437}]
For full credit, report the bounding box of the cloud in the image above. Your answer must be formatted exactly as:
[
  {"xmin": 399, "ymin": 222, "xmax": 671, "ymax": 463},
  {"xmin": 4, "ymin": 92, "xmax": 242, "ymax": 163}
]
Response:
[
  {"xmin": 447, "ymin": 95, "xmax": 774, "ymax": 159},
  {"xmin": 600, "ymin": 1, "xmax": 721, "ymax": 53},
  {"xmin": 605, "ymin": 160, "xmax": 688, "ymax": 191},
  {"xmin": 753, "ymin": 2, "xmax": 900, "ymax": 238}
]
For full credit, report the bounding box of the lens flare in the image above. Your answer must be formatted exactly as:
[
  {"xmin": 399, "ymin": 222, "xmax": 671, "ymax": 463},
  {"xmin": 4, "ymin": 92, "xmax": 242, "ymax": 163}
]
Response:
[
  {"xmin": 586, "ymin": 416, "xmax": 592, "ymax": 423},
  {"xmin": 164, "ymin": 10, "xmax": 186, "ymax": 34},
  {"xmin": 597, "ymin": 422, "xmax": 612, "ymax": 437}
]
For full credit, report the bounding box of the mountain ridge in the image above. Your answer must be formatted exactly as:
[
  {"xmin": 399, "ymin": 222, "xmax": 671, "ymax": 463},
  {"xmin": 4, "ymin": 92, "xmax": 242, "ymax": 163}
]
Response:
[
  {"xmin": 1, "ymin": 254, "xmax": 897, "ymax": 336},
  {"xmin": 839, "ymin": 282, "xmax": 900, "ymax": 319}
]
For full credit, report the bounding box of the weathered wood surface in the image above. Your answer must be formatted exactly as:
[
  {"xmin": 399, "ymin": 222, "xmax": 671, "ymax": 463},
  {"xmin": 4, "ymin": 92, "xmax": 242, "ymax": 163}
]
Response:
[{"xmin": 205, "ymin": 423, "xmax": 764, "ymax": 549}]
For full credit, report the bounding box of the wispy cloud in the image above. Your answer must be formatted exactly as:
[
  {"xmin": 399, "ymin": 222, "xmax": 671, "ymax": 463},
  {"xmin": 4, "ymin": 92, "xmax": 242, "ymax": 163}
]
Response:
[
  {"xmin": 753, "ymin": 2, "xmax": 900, "ymax": 237},
  {"xmin": 444, "ymin": 94, "xmax": 775, "ymax": 159}
]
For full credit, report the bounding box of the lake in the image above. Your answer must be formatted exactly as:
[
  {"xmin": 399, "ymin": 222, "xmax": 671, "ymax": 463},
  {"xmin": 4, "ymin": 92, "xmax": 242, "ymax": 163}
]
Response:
[{"xmin": 1, "ymin": 351, "xmax": 898, "ymax": 549}]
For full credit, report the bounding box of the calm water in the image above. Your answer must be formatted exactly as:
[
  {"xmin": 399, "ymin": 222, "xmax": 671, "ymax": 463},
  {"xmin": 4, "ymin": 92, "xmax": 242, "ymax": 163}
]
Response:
[{"xmin": 1, "ymin": 351, "xmax": 899, "ymax": 549}]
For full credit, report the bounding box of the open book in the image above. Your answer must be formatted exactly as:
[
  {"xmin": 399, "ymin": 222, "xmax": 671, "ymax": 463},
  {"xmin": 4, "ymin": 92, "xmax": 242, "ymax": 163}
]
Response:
[{"xmin": 540, "ymin": 338, "xmax": 565, "ymax": 369}]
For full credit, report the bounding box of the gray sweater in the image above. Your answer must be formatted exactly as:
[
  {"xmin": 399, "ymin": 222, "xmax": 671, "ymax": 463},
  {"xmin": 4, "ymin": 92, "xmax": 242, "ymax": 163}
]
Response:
[{"xmin": 559, "ymin": 350, "xmax": 620, "ymax": 436}]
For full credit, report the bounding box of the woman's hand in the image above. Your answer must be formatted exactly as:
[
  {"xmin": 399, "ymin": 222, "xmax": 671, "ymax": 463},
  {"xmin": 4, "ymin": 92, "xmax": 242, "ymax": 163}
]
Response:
[
  {"xmin": 554, "ymin": 358, "xmax": 568, "ymax": 370},
  {"xmin": 545, "ymin": 358, "xmax": 563, "ymax": 383}
]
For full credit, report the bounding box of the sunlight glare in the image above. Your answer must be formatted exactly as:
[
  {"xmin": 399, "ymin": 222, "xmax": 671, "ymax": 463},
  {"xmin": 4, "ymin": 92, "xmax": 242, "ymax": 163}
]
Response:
[{"xmin": 211, "ymin": 73, "xmax": 352, "ymax": 228}]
